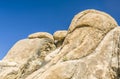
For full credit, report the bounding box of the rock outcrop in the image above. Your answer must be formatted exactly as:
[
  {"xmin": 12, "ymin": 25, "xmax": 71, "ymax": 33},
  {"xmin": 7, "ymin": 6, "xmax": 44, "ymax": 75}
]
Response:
[
  {"xmin": 53, "ymin": 30, "xmax": 67, "ymax": 47},
  {"xmin": 0, "ymin": 9, "xmax": 120, "ymax": 79}
]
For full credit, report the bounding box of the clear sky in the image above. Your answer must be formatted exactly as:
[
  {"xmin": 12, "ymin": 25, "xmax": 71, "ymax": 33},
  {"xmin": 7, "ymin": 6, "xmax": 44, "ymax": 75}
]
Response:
[{"xmin": 0, "ymin": 0, "xmax": 120, "ymax": 60}]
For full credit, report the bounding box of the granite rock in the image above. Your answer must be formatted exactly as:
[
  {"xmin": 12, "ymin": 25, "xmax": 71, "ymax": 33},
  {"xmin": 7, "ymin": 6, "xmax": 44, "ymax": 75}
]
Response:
[{"xmin": 0, "ymin": 9, "xmax": 120, "ymax": 79}]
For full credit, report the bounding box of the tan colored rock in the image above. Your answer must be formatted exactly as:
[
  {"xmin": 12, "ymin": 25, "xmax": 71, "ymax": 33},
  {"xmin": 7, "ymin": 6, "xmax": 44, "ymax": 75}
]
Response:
[
  {"xmin": 53, "ymin": 30, "xmax": 67, "ymax": 47},
  {"xmin": 3, "ymin": 38, "xmax": 55, "ymax": 64},
  {"xmin": 68, "ymin": 9, "xmax": 117, "ymax": 33},
  {"xmin": 26, "ymin": 26, "xmax": 120, "ymax": 79},
  {"xmin": 0, "ymin": 38, "xmax": 56, "ymax": 79},
  {"xmin": 0, "ymin": 9, "xmax": 120, "ymax": 79},
  {"xmin": 0, "ymin": 61, "xmax": 19, "ymax": 79},
  {"xmin": 0, "ymin": 67, "xmax": 19, "ymax": 79},
  {"xmin": 53, "ymin": 30, "xmax": 67, "ymax": 41},
  {"xmin": 28, "ymin": 32, "xmax": 54, "ymax": 41},
  {"xmin": 0, "ymin": 61, "xmax": 18, "ymax": 67},
  {"xmin": 45, "ymin": 47, "xmax": 61, "ymax": 62},
  {"xmin": 15, "ymin": 38, "xmax": 56, "ymax": 79},
  {"xmin": 48, "ymin": 9, "xmax": 118, "ymax": 65},
  {"xmin": 25, "ymin": 9, "xmax": 119, "ymax": 79}
]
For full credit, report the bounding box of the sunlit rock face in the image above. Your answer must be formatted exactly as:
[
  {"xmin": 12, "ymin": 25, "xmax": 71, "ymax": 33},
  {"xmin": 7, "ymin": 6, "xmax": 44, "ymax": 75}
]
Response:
[
  {"xmin": 0, "ymin": 9, "xmax": 120, "ymax": 79},
  {"xmin": 53, "ymin": 30, "xmax": 67, "ymax": 47}
]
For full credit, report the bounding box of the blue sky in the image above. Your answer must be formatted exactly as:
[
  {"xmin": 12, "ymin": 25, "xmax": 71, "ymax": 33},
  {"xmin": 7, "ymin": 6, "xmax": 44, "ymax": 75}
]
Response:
[{"xmin": 0, "ymin": 0, "xmax": 120, "ymax": 60}]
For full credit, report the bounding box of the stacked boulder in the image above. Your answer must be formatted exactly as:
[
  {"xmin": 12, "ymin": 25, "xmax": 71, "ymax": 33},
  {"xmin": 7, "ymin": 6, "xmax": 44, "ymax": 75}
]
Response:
[
  {"xmin": 53, "ymin": 30, "xmax": 67, "ymax": 47},
  {"xmin": 0, "ymin": 9, "xmax": 120, "ymax": 79}
]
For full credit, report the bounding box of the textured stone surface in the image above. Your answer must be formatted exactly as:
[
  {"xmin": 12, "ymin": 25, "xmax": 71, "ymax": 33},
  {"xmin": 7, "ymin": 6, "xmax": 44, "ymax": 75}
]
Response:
[
  {"xmin": 0, "ymin": 38, "xmax": 56, "ymax": 79},
  {"xmin": 53, "ymin": 30, "xmax": 67, "ymax": 47},
  {"xmin": 3, "ymin": 38, "xmax": 55, "ymax": 64},
  {"xmin": 68, "ymin": 9, "xmax": 117, "ymax": 33},
  {"xmin": 53, "ymin": 30, "xmax": 67, "ymax": 41},
  {"xmin": 26, "ymin": 26, "xmax": 120, "ymax": 79},
  {"xmin": 0, "ymin": 9, "xmax": 120, "ymax": 79},
  {"xmin": 28, "ymin": 32, "xmax": 54, "ymax": 41}
]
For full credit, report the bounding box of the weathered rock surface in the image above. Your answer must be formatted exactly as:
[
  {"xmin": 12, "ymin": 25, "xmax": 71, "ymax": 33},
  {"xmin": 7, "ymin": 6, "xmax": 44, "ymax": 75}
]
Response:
[
  {"xmin": 3, "ymin": 38, "xmax": 55, "ymax": 64},
  {"xmin": 53, "ymin": 30, "xmax": 67, "ymax": 41},
  {"xmin": 53, "ymin": 30, "xmax": 67, "ymax": 47},
  {"xmin": 1, "ymin": 37, "xmax": 56, "ymax": 79},
  {"xmin": 28, "ymin": 32, "xmax": 54, "ymax": 41},
  {"xmin": 0, "ymin": 9, "xmax": 120, "ymax": 79}
]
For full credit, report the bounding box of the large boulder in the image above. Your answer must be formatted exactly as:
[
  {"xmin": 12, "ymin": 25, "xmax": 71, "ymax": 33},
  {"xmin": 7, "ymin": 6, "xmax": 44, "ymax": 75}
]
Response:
[
  {"xmin": 25, "ymin": 9, "xmax": 119, "ymax": 79},
  {"xmin": 68, "ymin": 9, "xmax": 117, "ymax": 33},
  {"xmin": 0, "ymin": 38, "xmax": 56, "ymax": 79},
  {"xmin": 0, "ymin": 9, "xmax": 120, "ymax": 79},
  {"xmin": 3, "ymin": 38, "xmax": 55, "ymax": 64},
  {"xmin": 27, "ymin": 27, "xmax": 120, "ymax": 79}
]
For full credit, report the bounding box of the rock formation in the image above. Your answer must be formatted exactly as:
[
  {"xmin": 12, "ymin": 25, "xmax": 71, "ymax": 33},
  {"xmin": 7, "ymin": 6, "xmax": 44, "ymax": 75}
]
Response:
[
  {"xmin": 0, "ymin": 9, "xmax": 120, "ymax": 79},
  {"xmin": 53, "ymin": 30, "xmax": 67, "ymax": 47}
]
